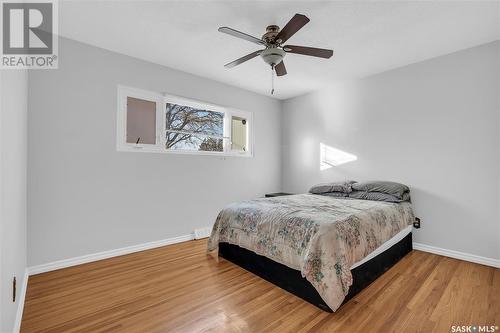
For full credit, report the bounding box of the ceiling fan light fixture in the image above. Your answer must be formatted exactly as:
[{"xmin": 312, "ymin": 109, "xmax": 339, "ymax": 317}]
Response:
[
  {"xmin": 260, "ymin": 48, "xmax": 286, "ymax": 66},
  {"xmin": 218, "ymin": 13, "xmax": 333, "ymax": 95}
]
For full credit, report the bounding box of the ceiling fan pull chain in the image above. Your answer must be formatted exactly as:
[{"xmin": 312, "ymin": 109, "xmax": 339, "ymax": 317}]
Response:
[{"xmin": 271, "ymin": 65, "xmax": 275, "ymax": 95}]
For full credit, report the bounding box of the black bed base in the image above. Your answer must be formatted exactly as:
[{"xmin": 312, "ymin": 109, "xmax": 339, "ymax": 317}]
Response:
[{"xmin": 218, "ymin": 232, "xmax": 413, "ymax": 312}]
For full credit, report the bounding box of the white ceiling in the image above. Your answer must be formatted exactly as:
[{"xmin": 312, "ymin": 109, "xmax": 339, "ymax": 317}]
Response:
[{"xmin": 59, "ymin": 1, "xmax": 500, "ymax": 99}]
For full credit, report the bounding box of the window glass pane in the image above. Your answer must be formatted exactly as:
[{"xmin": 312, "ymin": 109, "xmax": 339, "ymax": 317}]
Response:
[
  {"xmin": 231, "ymin": 116, "xmax": 247, "ymax": 152},
  {"xmin": 166, "ymin": 133, "xmax": 223, "ymax": 152},
  {"xmin": 126, "ymin": 97, "xmax": 156, "ymax": 144},
  {"xmin": 165, "ymin": 103, "xmax": 224, "ymax": 151}
]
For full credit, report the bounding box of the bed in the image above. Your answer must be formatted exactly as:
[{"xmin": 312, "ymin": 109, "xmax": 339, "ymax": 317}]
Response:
[{"xmin": 208, "ymin": 188, "xmax": 414, "ymax": 312}]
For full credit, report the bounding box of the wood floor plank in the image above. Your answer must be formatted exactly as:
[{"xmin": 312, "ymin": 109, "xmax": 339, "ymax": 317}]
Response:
[{"xmin": 21, "ymin": 240, "xmax": 500, "ymax": 333}]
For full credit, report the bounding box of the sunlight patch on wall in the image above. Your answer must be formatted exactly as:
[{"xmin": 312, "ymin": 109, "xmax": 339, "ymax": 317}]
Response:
[{"xmin": 320, "ymin": 143, "xmax": 357, "ymax": 170}]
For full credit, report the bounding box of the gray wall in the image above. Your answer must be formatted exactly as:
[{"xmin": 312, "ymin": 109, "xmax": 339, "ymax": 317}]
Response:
[
  {"xmin": 28, "ymin": 38, "xmax": 282, "ymax": 266},
  {"xmin": 28, "ymin": 38, "xmax": 500, "ymax": 267},
  {"xmin": 1, "ymin": 70, "xmax": 28, "ymax": 333},
  {"xmin": 282, "ymin": 41, "xmax": 500, "ymax": 259}
]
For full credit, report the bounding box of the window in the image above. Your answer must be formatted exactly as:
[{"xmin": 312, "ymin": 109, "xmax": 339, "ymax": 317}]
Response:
[
  {"xmin": 231, "ymin": 116, "xmax": 248, "ymax": 152},
  {"xmin": 126, "ymin": 97, "xmax": 156, "ymax": 145},
  {"xmin": 165, "ymin": 103, "xmax": 224, "ymax": 152},
  {"xmin": 117, "ymin": 86, "xmax": 252, "ymax": 156}
]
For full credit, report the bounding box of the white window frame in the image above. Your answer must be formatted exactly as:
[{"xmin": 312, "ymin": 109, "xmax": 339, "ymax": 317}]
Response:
[{"xmin": 117, "ymin": 85, "xmax": 253, "ymax": 157}]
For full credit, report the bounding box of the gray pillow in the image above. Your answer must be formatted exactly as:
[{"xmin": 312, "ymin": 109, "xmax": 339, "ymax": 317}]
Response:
[
  {"xmin": 309, "ymin": 180, "xmax": 356, "ymax": 194},
  {"xmin": 351, "ymin": 181, "xmax": 409, "ymax": 200},
  {"xmin": 321, "ymin": 192, "xmax": 348, "ymax": 198},
  {"xmin": 349, "ymin": 191, "xmax": 410, "ymax": 203}
]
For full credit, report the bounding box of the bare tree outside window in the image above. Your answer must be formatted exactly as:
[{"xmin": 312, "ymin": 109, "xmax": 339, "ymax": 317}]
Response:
[
  {"xmin": 165, "ymin": 103, "xmax": 224, "ymax": 152},
  {"xmin": 199, "ymin": 137, "xmax": 223, "ymax": 151}
]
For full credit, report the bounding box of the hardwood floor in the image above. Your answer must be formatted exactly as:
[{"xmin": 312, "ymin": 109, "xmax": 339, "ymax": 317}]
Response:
[{"xmin": 21, "ymin": 239, "xmax": 499, "ymax": 333}]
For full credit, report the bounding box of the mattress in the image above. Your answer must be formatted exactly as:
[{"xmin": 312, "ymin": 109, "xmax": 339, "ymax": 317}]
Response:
[
  {"xmin": 350, "ymin": 224, "xmax": 413, "ymax": 269},
  {"xmin": 208, "ymin": 194, "xmax": 415, "ymax": 311}
]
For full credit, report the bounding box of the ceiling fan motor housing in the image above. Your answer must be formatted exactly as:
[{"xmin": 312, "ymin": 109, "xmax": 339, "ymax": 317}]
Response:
[
  {"xmin": 260, "ymin": 48, "xmax": 286, "ymax": 66},
  {"xmin": 262, "ymin": 25, "xmax": 280, "ymax": 44}
]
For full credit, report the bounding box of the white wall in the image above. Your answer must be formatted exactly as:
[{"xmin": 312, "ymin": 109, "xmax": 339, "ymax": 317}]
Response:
[
  {"xmin": 282, "ymin": 41, "xmax": 500, "ymax": 260},
  {"xmin": 0, "ymin": 70, "xmax": 28, "ymax": 333},
  {"xmin": 28, "ymin": 38, "xmax": 282, "ymax": 266}
]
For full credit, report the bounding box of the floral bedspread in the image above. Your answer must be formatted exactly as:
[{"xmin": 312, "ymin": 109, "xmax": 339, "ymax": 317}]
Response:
[{"xmin": 207, "ymin": 194, "xmax": 414, "ymax": 311}]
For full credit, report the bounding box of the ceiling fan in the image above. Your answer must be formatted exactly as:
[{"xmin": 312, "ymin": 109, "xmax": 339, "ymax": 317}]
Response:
[{"xmin": 219, "ymin": 13, "xmax": 333, "ymax": 94}]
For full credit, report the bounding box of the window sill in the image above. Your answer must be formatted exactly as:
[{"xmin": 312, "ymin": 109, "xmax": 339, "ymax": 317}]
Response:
[{"xmin": 117, "ymin": 145, "xmax": 253, "ymax": 158}]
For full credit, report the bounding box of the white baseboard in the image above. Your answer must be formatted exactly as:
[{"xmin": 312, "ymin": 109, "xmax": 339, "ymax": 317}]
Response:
[
  {"xmin": 13, "ymin": 268, "xmax": 29, "ymax": 333},
  {"xmin": 28, "ymin": 233, "xmax": 194, "ymax": 275},
  {"xmin": 413, "ymin": 242, "xmax": 500, "ymax": 268},
  {"xmin": 27, "ymin": 232, "xmax": 499, "ymax": 277},
  {"xmin": 193, "ymin": 226, "xmax": 212, "ymax": 239}
]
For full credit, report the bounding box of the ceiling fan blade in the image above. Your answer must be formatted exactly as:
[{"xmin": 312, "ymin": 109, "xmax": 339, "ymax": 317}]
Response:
[
  {"xmin": 224, "ymin": 50, "xmax": 261, "ymax": 68},
  {"xmin": 275, "ymin": 61, "xmax": 287, "ymax": 76},
  {"xmin": 275, "ymin": 14, "xmax": 310, "ymax": 44},
  {"xmin": 218, "ymin": 27, "xmax": 266, "ymax": 46},
  {"xmin": 284, "ymin": 45, "xmax": 333, "ymax": 59}
]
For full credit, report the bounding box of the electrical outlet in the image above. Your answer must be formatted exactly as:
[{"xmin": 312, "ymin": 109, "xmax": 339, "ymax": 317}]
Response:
[
  {"xmin": 413, "ymin": 217, "xmax": 421, "ymax": 229},
  {"xmin": 13, "ymin": 277, "xmax": 16, "ymax": 302}
]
